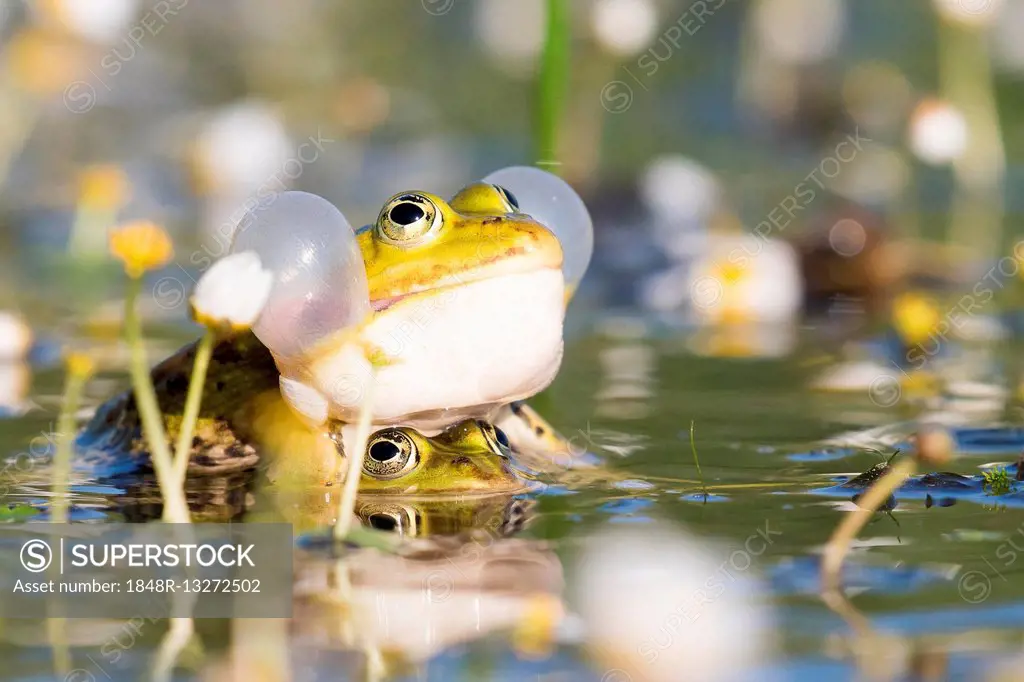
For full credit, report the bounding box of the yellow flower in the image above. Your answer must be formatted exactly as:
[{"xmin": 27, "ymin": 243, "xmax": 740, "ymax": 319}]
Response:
[
  {"xmin": 79, "ymin": 165, "xmax": 129, "ymax": 211},
  {"xmin": 892, "ymin": 291, "xmax": 940, "ymax": 347},
  {"xmin": 108, "ymin": 221, "xmax": 173, "ymax": 278},
  {"xmin": 64, "ymin": 351, "xmax": 96, "ymax": 379},
  {"xmin": 511, "ymin": 593, "xmax": 563, "ymax": 660},
  {"xmin": 6, "ymin": 28, "xmax": 78, "ymax": 95}
]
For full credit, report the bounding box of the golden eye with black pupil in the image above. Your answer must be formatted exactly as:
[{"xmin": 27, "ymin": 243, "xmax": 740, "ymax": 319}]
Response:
[
  {"xmin": 377, "ymin": 193, "xmax": 440, "ymax": 244},
  {"xmin": 477, "ymin": 420, "xmax": 512, "ymax": 457},
  {"xmin": 493, "ymin": 185, "xmax": 520, "ymax": 212},
  {"xmin": 363, "ymin": 429, "xmax": 418, "ymax": 479}
]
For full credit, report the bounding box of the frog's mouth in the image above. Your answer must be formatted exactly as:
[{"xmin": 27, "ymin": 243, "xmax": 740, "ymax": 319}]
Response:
[
  {"xmin": 371, "ymin": 257, "xmax": 561, "ymax": 313},
  {"xmin": 369, "ymin": 223, "xmax": 564, "ymax": 312}
]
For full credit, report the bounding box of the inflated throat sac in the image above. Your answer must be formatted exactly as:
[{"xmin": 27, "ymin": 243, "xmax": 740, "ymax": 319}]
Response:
[
  {"xmin": 483, "ymin": 166, "xmax": 593, "ymax": 292},
  {"xmin": 229, "ymin": 191, "xmax": 370, "ymax": 360}
]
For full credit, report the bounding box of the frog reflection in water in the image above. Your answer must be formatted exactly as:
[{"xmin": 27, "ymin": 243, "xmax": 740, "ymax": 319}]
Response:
[{"xmin": 77, "ymin": 168, "xmax": 592, "ymax": 487}]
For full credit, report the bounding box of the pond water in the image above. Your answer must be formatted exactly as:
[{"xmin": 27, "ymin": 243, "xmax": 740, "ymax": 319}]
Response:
[{"xmin": 2, "ymin": 310, "xmax": 1024, "ymax": 681}]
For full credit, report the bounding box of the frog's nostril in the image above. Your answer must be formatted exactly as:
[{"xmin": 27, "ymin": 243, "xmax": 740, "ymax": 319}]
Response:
[{"xmin": 389, "ymin": 202, "xmax": 425, "ymax": 226}]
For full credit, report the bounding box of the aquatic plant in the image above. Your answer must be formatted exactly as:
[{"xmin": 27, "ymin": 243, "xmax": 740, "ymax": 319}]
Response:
[
  {"xmin": 821, "ymin": 444, "xmax": 951, "ymax": 598},
  {"xmin": 535, "ymin": 0, "xmax": 569, "ymax": 170},
  {"xmin": 68, "ymin": 165, "xmax": 129, "ymax": 258},
  {"xmin": 175, "ymin": 251, "xmax": 274, "ymax": 486},
  {"xmin": 108, "ymin": 220, "xmax": 191, "ymax": 523},
  {"xmin": 690, "ymin": 420, "xmax": 709, "ymax": 502},
  {"xmin": 982, "ymin": 467, "xmax": 1012, "ymax": 496},
  {"xmin": 49, "ymin": 352, "xmax": 95, "ymax": 525},
  {"xmin": 932, "ymin": 3, "xmax": 1006, "ymax": 261},
  {"xmin": 333, "ymin": 374, "xmax": 377, "ymax": 541}
]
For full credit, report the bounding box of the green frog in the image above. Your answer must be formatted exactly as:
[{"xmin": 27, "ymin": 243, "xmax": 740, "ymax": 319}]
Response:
[
  {"xmin": 92, "ymin": 418, "xmax": 531, "ymax": 533},
  {"xmin": 78, "ymin": 168, "xmax": 593, "ymax": 487}
]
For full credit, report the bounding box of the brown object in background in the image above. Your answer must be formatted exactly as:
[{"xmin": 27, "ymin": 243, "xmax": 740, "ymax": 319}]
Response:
[{"xmin": 796, "ymin": 202, "xmax": 899, "ymax": 317}]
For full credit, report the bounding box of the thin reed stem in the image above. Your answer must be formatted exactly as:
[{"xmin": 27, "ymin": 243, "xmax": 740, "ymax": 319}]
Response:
[
  {"xmin": 152, "ymin": 617, "xmax": 194, "ymax": 682},
  {"xmin": 535, "ymin": 0, "xmax": 569, "ymax": 170},
  {"xmin": 333, "ymin": 375, "xmax": 376, "ymax": 541},
  {"xmin": 123, "ymin": 276, "xmax": 191, "ymax": 524},
  {"xmin": 50, "ymin": 358, "xmax": 91, "ymax": 525},
  {"xmin": 689, "ymin": 420, "xmax": 709, "ymax": 502},
  {"xmin": 820, "ymin": 458, "xmax": 916, "ymax": 597},
  {"xmin": 172, "ymin": 330, "xmax": 215, "ymax": 485}
]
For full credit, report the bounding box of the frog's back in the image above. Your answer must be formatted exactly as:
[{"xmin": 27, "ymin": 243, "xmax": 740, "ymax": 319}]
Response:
[{"xmin": 76, "ymin": 331, "xmax": 282, "ymax": 477}]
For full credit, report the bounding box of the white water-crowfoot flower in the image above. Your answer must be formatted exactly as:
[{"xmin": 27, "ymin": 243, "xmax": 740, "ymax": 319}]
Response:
[
  {"xmin": 0, "ymin": 311, "xmax": 32, "ymax": 361},
  {"xmin": 190, "ymin": 251, "xmax": 274, "ymax": 332},
  {"xmin": 908, "ymin": 99, "xmax": 968, "ymax": 165},
  {"xmin": 573, "ymin": 522, "xmax": 777, "ymax": 682}
]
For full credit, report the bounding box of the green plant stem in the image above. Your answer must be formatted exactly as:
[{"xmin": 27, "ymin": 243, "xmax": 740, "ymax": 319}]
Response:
[
  {"xmin": 172, "ymin": 330, "xmax": 215, "ymax": 486},
  {"xmin": 937, "ymin": 19, "xmax": 1005, "ymax": 261},
  {"xmin": 820, "ymin": 458, "xmax": 916, "ymax": 597},
  {"xmin": 124, "ymin": 276, "xmax": 191, "ymax": 524},
  {"xmin": 333, "ymin": 375, "xmax": 376, "ymax": 541},
  {"xmin": 50, "ymin": 369, "xmax": 89, "ymax": 526},
  {"xmin": 689, "ymin": 420, "xmax": 708, "ymax": 502},
  {"xmin": 535, "ymin": 0, "xmax": 569, "ymax": 169}
]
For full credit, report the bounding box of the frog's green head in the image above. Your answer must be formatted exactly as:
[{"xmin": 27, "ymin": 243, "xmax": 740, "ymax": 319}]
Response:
[
  {"xmin": 358, "ymin": 184, "xmax": 561, "ymax": 305},
  {"xmin": 357, "ymin": 419, "xmax": 526, "ymax": 497}
]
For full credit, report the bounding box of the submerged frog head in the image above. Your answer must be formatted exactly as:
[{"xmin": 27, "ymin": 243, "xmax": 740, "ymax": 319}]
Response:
[{"xmin": 357, "ymin": 419, "xmax": 527, "ymax": 497}]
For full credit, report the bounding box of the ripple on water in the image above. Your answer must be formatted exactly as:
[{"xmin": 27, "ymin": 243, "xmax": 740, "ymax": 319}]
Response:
[
  {"xmin": 954, "ymin": 426, "xmax": 1024, "ymax": 456},
  {"xmin": 680, "ymin": 492, "xmax": 730, "ymax": 503},
  {"xmin": 811, "ymin": 468, "xmax": 1024, "ymax": 508},
  {"xmin": 598, "ymin": 497, "xmax": 654, "ymax": 516},
  {"xmin": 770, "ymin": 556, "xmax": 953, "ymax": 596},
  {"xmin": 786, "ymin": 447, "xmax": 856, "ymax": 463},
  {"xmin": 611, "ymin": 478, "xmax": 656, "ymax": 491}
]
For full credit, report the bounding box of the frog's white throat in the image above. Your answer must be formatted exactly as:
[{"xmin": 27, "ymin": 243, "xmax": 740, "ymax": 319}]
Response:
[{"xmin": 284, "ymin": 267, "xmax": 565, "ymax": 430}]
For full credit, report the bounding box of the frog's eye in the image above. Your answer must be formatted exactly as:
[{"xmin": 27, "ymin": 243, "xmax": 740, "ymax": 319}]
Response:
[
  {"xmin": 477, "ymin": 420, "xmax": 512, "ymax": 457},
  {"xmin": 363, "ymin": 429, "xmax": 419, "ymax": 479},
  {"xmin": 357, "ymin": 502, "xmax": 420, "ymax": 535},
  {"xmin": 483, "ymin": 166, "xmax": 593, "ymax": 292},
  {"xmin": 228, "ymin": 191, "xmax": 370, "ymax": 360},
  {"xmin": 492, "ymin": 185, "xmax": 520, "ymax": 212},
  {"xmin": 377, "ymin": 193, "xmax": 441, "ymax": 244}
]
